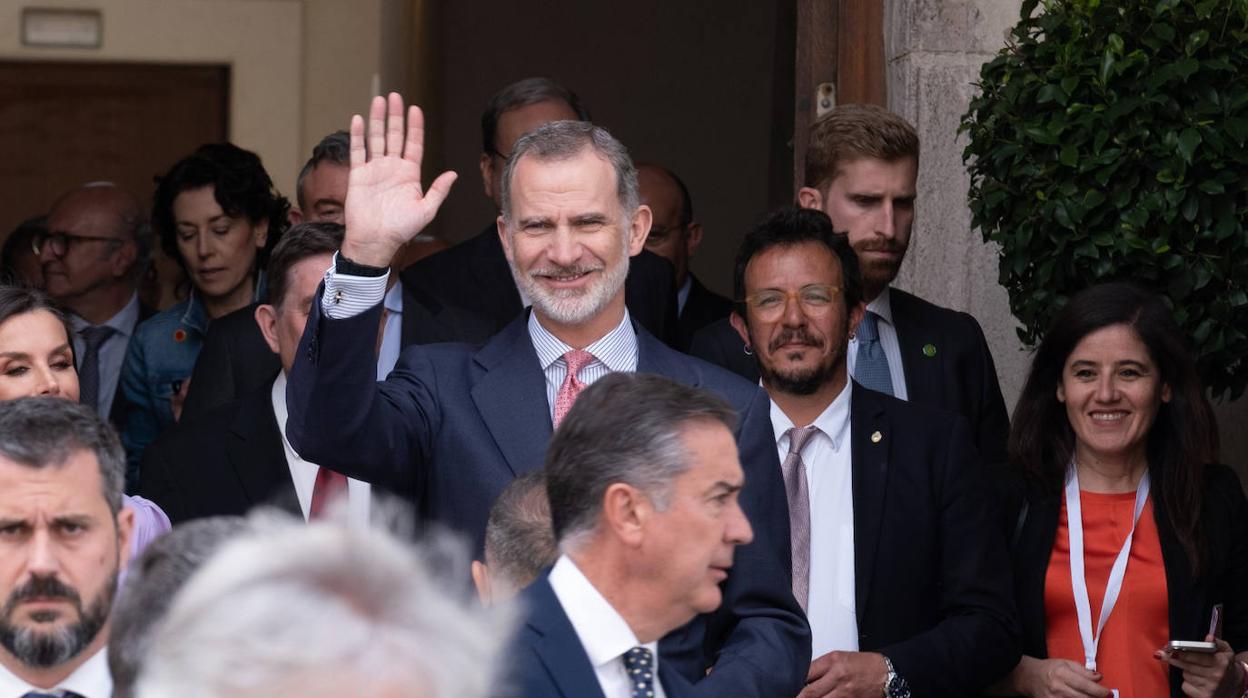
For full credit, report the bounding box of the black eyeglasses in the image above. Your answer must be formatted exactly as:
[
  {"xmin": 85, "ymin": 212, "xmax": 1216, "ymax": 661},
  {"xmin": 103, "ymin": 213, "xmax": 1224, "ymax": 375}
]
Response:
[{"xmin": 32, "ymin": 231, "xmax": 124, "ymax": 258}]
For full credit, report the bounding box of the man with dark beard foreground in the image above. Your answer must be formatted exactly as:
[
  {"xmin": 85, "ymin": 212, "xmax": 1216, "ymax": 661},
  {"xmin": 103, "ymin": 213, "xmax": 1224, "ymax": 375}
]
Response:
[
  {"xmin": 729, "ymin": 208, "xmax": 1019, "ymax": 697},
  {"xmin": 0, "ymin": 398, "xmax": 134, "ymax": 697}
]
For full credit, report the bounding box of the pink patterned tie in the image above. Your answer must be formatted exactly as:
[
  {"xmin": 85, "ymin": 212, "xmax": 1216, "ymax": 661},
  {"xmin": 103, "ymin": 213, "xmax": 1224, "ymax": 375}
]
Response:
[
  {"xmin": 782, "ymin": 425, "xmax": 820, "ymax": 611},
  {"xmin": 553, "ymin": 349, "xmax": 596, "ymax": 427}
]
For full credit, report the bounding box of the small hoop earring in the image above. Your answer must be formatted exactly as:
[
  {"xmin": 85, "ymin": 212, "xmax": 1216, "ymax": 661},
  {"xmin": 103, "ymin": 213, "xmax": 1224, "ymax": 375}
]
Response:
[{"xmin": 743, "ymin": 344, "xmax": 753, "ymax": 356}]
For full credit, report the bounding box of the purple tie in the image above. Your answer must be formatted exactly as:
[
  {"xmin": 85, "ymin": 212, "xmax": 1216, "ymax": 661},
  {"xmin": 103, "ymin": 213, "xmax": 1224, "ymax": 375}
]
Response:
[{"xmin": 782, "ymin": 425, "xmax": 820, "ymax": 610}]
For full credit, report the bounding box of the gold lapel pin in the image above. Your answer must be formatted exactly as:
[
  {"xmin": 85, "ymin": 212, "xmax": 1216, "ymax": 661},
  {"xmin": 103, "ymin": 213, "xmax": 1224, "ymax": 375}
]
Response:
[{"xmin": 871, "ymin": 430, "xmax": 883, "ymax": 443}]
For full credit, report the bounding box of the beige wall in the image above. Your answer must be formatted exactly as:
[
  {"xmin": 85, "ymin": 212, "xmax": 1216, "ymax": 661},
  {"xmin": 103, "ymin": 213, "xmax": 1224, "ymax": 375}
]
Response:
[{"xmin": 0, "ymin": 0, "xmax": 409, "ymax": 198}]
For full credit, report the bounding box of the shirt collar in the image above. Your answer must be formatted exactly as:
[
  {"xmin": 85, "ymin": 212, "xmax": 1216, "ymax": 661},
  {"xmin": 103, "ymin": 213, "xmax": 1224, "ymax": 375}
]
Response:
[
  {"xmin": 527, "ymin": 310, "xmax": 637, "ymax": 372},
  {"xmin": 70, "ymin": 293, "xmax": 141, "ymax": 339},
  {"xmin": 769, "ymin": 380, "xmax": 852, "ymax": 452},
  {"xmin": 0, "ymin": 646, "xmax": 112, "ymax": 697},
  {"xmin": 865, "ymin": 286, "xmax": 893, "ymax": 327},
  {"xmin": 547, "ymin": 556, "xmax": 658, "ymax": 672}
]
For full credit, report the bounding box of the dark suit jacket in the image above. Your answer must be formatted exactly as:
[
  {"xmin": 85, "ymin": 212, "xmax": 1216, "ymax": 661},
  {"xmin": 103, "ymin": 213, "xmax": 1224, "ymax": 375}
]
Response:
[
  {"xmin": 400, "ymin": 225, "xmax": 681, "ymax": 346},
  {"xmin": 505, "ymin": 576, "xmax": 695, "ymax": 698},
  {"xmin": 835, "ymin": 384, "xmax": 1020, "ymax": 696},
  {"xmin": 676, "ymin": 274, "xmax": 733, "ymax": 351},
  {"xmin": 691, "ymin": 287, "xmax": 1011, "ymax": 465},
  {"xmin": 137, "ymin": 381, "xmax": 301, "ymax": 524},
  {"xmin": 997, "ymin": 464, "xmax": 1248, "ymax": 697},
  {"xmin": 286, "ymin": 300, "xmax": 810, "ymax": 696},
  {"xmin": 181, "ymin": 281, "xmax": 494, "ymax": 420}
]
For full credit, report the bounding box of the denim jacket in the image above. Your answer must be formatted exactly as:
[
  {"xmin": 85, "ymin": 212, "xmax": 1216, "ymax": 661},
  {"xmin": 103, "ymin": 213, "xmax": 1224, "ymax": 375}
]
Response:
[{"xmin": 119, "ymin": 293, "xmax": 208, "ymax": 488}]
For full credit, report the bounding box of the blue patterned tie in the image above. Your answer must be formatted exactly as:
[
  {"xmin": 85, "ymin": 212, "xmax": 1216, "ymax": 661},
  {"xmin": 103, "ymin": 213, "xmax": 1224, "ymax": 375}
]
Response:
[
  {"xmin": 854, "ymin": 311, "xmax": 894, "ymax": 396},
  {"xmin": 623, "ymin": 646, "xmax": 656, "ymax": 698}
]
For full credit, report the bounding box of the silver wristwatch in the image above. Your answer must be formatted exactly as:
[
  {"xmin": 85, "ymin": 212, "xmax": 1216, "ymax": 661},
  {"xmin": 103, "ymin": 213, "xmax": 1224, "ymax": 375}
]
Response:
[{"xmin": 882, "ymin": 656, "xmax": 912, "ymax": 698}]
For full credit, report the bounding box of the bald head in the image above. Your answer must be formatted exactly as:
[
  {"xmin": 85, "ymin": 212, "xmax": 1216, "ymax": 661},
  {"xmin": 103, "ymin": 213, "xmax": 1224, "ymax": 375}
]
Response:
[
  {"xmin": 637, "ymin": 164, "xmax": 699, "ymax": 288},
  {"xmin": 43, "ymin": 183, "xmax": 147, "ymax": 322}
]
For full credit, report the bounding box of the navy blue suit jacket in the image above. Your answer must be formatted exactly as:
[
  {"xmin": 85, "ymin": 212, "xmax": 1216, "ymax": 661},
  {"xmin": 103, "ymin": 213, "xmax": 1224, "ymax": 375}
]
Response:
[
  {"xmin": 505, "ymin": 576, "xmax": 695, "ymax": 698},
  {"xmin": 286, "ymin": 297, "xmax": 810, "ymax": 696}
]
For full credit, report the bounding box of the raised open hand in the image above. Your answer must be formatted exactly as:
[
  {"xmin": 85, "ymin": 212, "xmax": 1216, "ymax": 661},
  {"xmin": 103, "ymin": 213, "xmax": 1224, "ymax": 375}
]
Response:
[{"xmin": 341, "ymin": 92, "xmax": 457, "ymax": 268}]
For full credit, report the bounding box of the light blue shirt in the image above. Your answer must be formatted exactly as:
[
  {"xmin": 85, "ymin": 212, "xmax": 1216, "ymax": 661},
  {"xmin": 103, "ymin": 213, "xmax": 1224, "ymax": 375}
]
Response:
[
  {"xmin": 70, "ymin": 292, "xmax": 140, "ymax": 416},
  {"xmin": 377, "ymin": 281, "xmax": 404, "ymax": 380}
]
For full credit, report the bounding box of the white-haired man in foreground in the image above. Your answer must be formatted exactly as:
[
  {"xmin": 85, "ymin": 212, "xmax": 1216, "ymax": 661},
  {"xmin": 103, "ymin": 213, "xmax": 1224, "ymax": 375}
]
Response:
[{"xmin": 135, "ymin": 511, "xmax": 512, "ymax": 698}]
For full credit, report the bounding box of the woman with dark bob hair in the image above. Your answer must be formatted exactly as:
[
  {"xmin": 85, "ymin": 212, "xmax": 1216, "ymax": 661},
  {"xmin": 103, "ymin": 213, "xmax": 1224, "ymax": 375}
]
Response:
[
  {"xmin": 0, "ymin": 285, "xmax": 170, "ymax": 564},
  {"xmin": 992, "ymin": 283, "xmax": 1247, "ymax": 698},
  {"xmin": 119, "ymin": 143, "xmax": 289, "ymax": 483}
]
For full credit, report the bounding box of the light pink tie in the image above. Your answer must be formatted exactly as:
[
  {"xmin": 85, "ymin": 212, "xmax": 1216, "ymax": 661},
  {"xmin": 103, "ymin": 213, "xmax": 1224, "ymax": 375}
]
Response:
[
  {"xmin": 553, "ymin": 349, "xmax": 596, "ymax": 427},
  {"xmin": 783, "ymin": 425, "xmax": 820, "ymax": 611}
]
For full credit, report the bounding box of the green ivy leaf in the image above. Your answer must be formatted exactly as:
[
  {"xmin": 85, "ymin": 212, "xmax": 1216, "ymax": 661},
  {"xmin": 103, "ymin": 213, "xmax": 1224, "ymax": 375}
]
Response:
[
  {"xmin": 1186, "ymin": 29, "xmax": 1210, "ymax": 55},
  {"xmin": 1059, "ymin": 144, "xmax": 1079, "ymax": 166}
]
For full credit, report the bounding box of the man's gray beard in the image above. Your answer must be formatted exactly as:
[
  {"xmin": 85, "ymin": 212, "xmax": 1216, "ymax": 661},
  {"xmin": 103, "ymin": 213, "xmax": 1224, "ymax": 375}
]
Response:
[
  {"xmin": 511, "ymin": 244, "xmax": 631, "ymax": 326},
  {"xmin": 0, "ymin": 571, "xmax": 116, "ymax": 669}
]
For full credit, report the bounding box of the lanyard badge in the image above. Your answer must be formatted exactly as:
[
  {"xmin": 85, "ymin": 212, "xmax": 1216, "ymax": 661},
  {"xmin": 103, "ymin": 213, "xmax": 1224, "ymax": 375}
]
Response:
[{"xmin": 1064, "ymin": 463, "xmax": 1151, "ymax": 674}]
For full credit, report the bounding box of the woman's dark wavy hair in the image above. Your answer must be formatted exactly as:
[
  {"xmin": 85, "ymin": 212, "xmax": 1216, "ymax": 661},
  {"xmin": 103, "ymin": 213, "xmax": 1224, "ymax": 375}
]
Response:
[
  {"xmin": 0, "ymin": 285, "xmax": 75, "ymax": 355},
  {"xmin": 151, "ymin": 143, "xmax": 290, "ymax": 272},
  {"xmin": 1009, "ymin": 282, "xmax": 1218, "ymax": 573}
]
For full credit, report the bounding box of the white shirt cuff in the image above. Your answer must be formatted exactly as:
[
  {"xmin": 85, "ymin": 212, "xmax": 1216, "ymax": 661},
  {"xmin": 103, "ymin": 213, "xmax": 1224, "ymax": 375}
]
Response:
[{"xmin": 321, "ymin": 252, "xmax": 389, "ymax": 320}]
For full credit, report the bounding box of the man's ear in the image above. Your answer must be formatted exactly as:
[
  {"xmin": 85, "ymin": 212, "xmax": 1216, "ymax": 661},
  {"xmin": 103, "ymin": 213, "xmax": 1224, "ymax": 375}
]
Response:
[
  {"xmin": 684, "ymin": 222, "xmax": 704, "ymax": 256},
  {"xmin": 111, "ymin": 239, "xmax": 138, "ymax": 278},
  {"xmin": 602, "ymin": 482, "xmax": 647, "ymax": 548},
  {"xmin": 797, "ymin": 186, "xmax": 824, "ymax": 211},
  {"xmin": 729, "ymin": 311, "xmax": 752, "ymax": 352},
  {"xmin": 847, "ymin": 301, "xmax": 866, "ymax": 339},
  {"xmin": 115, "ymin": 505, "xmax": 135, "ymax": 571},
  {"xmin": 628, "ymin": 204, "xmax": 653, "ymax": 255},
  {"xmin": 288, "ymin": 207, "xmax": 304, "ymax": 226},
  {"xmin": 480, "ymin": 153, "xmax": 496, "ymax": 200},
  {"xmin": 497, "ymin": 216, "xmax": 513, "ymax": 263},
  {"xmin": 254, "ymin": 304, "xmax": 281, "ymax": 356},
  {"xmin": 470, "ymin": 560, "xmax": 492, "ymax": 607}
]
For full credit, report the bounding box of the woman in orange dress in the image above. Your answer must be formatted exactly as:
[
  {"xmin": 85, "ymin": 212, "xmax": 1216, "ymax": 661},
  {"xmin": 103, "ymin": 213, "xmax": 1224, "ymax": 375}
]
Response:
[{"xmin": 993, "ymin": 283, "xmax": 1248, "ymax": 698}]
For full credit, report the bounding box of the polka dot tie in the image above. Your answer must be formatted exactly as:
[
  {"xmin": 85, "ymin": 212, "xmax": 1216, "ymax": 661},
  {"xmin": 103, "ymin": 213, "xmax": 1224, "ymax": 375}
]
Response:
[{"xmin": 623, "ymin": 646, "xmax": 656, "ymax": 698}]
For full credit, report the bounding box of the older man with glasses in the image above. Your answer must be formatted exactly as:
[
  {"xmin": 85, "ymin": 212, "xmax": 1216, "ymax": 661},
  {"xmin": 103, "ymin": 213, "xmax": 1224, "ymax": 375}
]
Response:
[{"xmin": 39, "ymin": 183, "xmax": 154, "ymax": 422}]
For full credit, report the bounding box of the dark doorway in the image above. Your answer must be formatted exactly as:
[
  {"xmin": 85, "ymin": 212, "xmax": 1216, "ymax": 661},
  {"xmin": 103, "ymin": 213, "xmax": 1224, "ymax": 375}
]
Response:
[{"xmin": 0, "ymin": 60, "xmax": 229, "ymax": 238}]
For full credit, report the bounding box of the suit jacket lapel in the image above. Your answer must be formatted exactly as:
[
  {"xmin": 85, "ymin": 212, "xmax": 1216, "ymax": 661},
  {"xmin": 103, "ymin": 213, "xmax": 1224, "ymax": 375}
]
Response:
[
  {"xmin": 227, "ymin": 388, "xmax": 301, "ymax": 517},
  {"xmin": 470, "ymin": 315, "xmax": 553, "ymax": 478},
  {"xmin": 525, "ymin": 578, "xmax": 607, "ymax": 698},
  {"xmin": 888, "ymin": 289, "xmax": 939, "ymax": 407},
  {"xmin": 637, "ymin": 325, "xmax": 702, "ymax": 387},
  {"xmin": 850, "ymin": 383, "xmax": 890, "ymax": 616}
]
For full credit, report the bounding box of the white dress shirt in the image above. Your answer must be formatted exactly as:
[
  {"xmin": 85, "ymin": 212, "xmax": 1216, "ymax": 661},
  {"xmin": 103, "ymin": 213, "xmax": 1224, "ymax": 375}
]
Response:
[
  {"xmin": 770, "ymin": 383, "xmax": 859, "ymax": 658},
  {"xmin": 547, "ymin": 556, "xmax": 667, "ymax": 698},
  {"xmin": 0, "ymin": 646, "xmax": 111, "ymax": 697},
  {"xmin": 69, "ymin": 292, "xmax": 141, "ymax": 416},
  {"xmin": 271, "ymin": 372, "xmax": 371, "ymax": 526},
  {"xmin": 377, "ymin": 280, "xmax": 405, "ymax": 380},
  {"xmin": 846, "ymin": 286, "xmax": 908, "ymax": 400}
]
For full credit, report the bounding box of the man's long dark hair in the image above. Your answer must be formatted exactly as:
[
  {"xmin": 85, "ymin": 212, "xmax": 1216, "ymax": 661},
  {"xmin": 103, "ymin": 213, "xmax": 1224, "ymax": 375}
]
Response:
[{"xmin": 1008, "ymin": 282, "xmax": 1217, "ymax": 574}]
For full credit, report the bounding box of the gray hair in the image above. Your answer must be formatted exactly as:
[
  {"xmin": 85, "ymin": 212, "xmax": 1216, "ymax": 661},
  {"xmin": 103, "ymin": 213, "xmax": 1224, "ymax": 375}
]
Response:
[
  {"xmin": 483, "ymin": 469, "xmax": 557, "ymax": 589},
  {"xmin": 135, "ymin": 511, "xmax": 513, "ymax": 698},
  {"xmin": 545, "ymin": 373, "xmax": 738, "ymax": 547},
  {"xmin": 499, "ymin": 120, "xmax": 640, "ymax": 226},
  {"xmin": 0, "ymin": 397, "xmax": 124, "ymax": 516},
  {"xmin": 108, "ymin": 517, "xmax": 253, "ymax": 698},
  {"xmin": 294, "ymin": 130, "xmax": 349, "ymax": 211}
]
